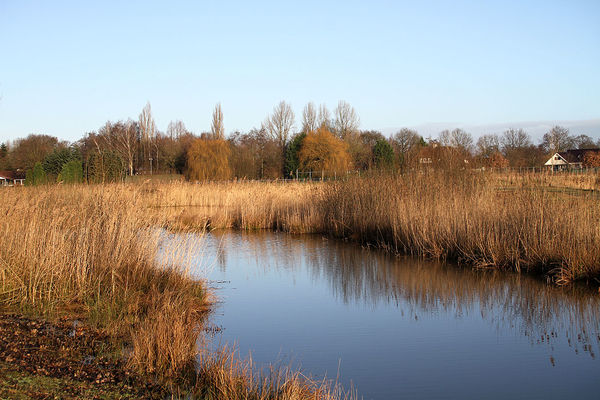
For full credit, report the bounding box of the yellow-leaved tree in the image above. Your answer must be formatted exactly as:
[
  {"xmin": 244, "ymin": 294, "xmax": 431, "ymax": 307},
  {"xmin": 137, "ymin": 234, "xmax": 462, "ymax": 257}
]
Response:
[
  {"xmin": 298, "ymin": 127, "xmax": 352, "ymax": 172},
  {"xmin": 186, "ymin": 139, "xmax": 231, "ymax": 181}
]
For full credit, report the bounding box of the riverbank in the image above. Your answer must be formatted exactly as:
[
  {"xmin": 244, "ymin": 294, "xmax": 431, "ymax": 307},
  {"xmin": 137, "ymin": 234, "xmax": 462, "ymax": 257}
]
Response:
[
  {"xmin": 0, "ymin": 184, "xmax": 355, "ymax": 399},
  {"xmin": 142, "ymin": 171, "xmax": 600, "ymax": 285},
  {"xmin": 0, "ymin": 313, "xmax": 169, "ymax": 399}
]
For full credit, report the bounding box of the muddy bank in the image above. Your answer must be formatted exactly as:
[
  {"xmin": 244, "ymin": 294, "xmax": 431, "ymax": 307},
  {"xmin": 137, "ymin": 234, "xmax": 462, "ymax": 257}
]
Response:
[{"xmin": 0, "ymin": 313, "xmax": 168, "ymax": 399}]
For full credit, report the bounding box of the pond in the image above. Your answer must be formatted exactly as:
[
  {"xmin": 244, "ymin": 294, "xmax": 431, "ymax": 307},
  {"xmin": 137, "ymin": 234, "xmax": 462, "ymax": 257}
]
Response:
[{"xmin": 169, "ymin": 230, "xmax": 600, "ymax": 400}]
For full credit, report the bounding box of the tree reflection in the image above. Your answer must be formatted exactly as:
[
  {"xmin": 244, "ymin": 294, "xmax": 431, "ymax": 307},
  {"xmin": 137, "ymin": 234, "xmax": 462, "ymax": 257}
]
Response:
[{"xmin": 176, "ymin": 231, "xmax": 600, "ymax": 361}]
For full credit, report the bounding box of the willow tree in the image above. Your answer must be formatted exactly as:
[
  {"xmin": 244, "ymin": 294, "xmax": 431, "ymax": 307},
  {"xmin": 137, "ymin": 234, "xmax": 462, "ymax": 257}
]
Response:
[
  {"xmin": 298, "ymin": 127, "xmax": 351, "ymax": 172},
  {"xmin": 187, "ymin": 139, "xmax": 230, "ymax": 181}
]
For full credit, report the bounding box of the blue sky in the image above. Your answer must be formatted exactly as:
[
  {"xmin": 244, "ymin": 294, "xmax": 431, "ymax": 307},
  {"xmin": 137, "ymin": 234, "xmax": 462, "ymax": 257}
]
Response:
[{"xmin": 1, "ymin": 0, "xmax": 599, "ymax": 144}]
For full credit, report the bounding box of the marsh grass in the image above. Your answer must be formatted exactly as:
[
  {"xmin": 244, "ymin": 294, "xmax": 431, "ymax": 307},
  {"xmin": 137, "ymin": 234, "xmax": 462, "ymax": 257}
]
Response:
[
  {"xmin": 0, "ymin": 183, "xmax": 355, "ymax": 399},
  {"xmin": 1, "ymin": 173, "xmax": 596, "ymax": 397},
  {"xmin": 195, "ymin": 344, "xmax": 354, "ymax": 400},
  {"xmin": 0, "ymin": 185, "xmax": 206, "ymax": 380},
  {"xmin": 131, "ymin": 172, "xmax": 600, "ymax": 284},
  {"xmin": 142, "ymin": 181, "xmax": 324, "ymax": 233},
  {"xmin": 320, "ymin": 171, "xmax": 600, "ymax": 283}
]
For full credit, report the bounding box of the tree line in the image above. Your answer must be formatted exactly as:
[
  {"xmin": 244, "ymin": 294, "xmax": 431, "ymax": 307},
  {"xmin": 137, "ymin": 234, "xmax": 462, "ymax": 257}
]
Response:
[{"xmin": 1, "ymin": 100, "xmax": 600, "ymax": 184}]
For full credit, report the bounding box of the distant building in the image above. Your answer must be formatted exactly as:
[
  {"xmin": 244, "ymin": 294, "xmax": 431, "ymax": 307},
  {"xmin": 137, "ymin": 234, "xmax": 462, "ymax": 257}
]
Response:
[
  {"xmin": 544, "ymin": 149, "xmax": 600, "ymax": 171},
  {"xmin": 0, "ymin": 171, "xmax": 26, "ymax": 186}
]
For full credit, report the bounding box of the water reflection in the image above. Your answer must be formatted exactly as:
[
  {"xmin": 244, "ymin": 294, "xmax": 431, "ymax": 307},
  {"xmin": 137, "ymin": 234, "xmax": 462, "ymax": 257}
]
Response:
[
  {"xmin": 199, "ymin": 230, "xmax": 599, "ymax": 361},
  {"xmin": 160, "ymin": 229, "xmax": 600, "ymax": 399}
]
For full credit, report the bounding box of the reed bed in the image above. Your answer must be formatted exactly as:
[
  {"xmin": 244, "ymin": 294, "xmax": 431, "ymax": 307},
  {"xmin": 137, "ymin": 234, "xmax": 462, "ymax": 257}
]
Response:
[
  {"xmin": 139, "ymin": 180, "xmax": 325, "ymax": 233},
  {"xmin": 195, "ymin": 344, "xmax": 354, "ymax": 400},
  {"xmin": 320, "ymin": 171, "xmax": 600, "ymax": 284},
  {"xmin": 0, "ymin": 183, "xmax": 355, "ymax": 399},
  {"xmin": 131, "ymin": 174, "xmax": 600, "ymax": 284},
  {"xmin": 0, "ymin": 184, "xmax": 206, "ymax": 381}
]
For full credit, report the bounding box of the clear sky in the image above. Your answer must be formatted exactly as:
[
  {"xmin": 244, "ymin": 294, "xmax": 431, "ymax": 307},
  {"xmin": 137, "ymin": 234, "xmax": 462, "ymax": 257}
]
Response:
[{"xmin": 1, "ymin": 0, "xmax": 599, "ymax": 144}]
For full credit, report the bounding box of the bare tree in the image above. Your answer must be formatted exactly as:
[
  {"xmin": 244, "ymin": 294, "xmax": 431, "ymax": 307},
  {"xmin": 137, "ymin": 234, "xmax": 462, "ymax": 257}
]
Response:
[
  {"xmin": 500, "ymin": 128, "xmax": 539, "ymax": 167},
  {"xmin": 438, "ymin": 128, "xmax": 473, "ymax": 154},
  {"xmin": 113, "ymin": 119, "xmax": 138, "ymax": 176},
  {"xmin": 10, "ymin": 134, "xmax": 59, "ymax": 171},
  {"xmin": 333, "ymin": 100, "xmax": 360, "ymax": 141},
  {"xmin": 95, "ymin": 120, "xmax": 138, "ymax": 176},
  {"xmin": 211, "ymin": 102, "xmax": 225, "ymax": 140},
  {"xmin": 301, "ymin": 102, "xmax": 318, "ymax": 133},
  {"xmin": 500, "ymin": 128, "xmax": 531, "ymax": 154},
  {"xmin": 317, "ymin": 103, "xmax": 331, "ymax": 129},
  {"xmin": 167, "ymin": 120, "xmax": 187, "ymax": 139},
  {"xmin": 476, "ymin": 133, "xmax": 501, "ymax": 157},
  {"xmin": 263, "ymin": 100, "xmax": 295, "ymax": 149},
  {"xmin": 392, "ymin": 128, "xmax": 421, "ymax": 155},
  {"xmin": 139, "ymin": 101, "xmax": 156, "ymax": 173},
  {"xmin": 571, "ymin": 134, "xmax": 596, "ymax": 149},
  {"xmin": 541, "ymin": 125, "xmax": 573, "ymax": 154}
]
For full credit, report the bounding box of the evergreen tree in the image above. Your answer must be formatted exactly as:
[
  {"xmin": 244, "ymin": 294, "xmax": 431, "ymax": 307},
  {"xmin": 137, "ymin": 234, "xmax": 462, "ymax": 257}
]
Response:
[
  {"xmin": 373, "ymin": 140, "xmax": 395, "ymax": 170},
  {"xmin": 58, "ymin": 160, "xmax": 84, "ymax": 184},
  {"xmin": 24, "ymin": 169, "xmax": 34, "ymax": 186},
  {"xmin": 32, "ymin": 162, "xmax": 47, "ymax": 185},
  {"xmin": 43, "ymin": 147, "xmax": 81, "ymax": 177},
  {"xmin": 284, "ymin": 132, "xmax": 306, "ymax": 178}
]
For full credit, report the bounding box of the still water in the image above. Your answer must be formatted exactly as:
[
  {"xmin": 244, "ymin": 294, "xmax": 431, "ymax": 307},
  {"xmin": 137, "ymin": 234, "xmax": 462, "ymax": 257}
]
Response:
[{"xmin": 173, "ymin": 230, "xmax": 600, "ymax": 400}]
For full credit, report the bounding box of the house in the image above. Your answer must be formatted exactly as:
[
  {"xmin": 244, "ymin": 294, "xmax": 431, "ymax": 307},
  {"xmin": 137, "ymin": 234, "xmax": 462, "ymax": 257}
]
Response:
[
  {"xmin": 0, "ymin": 171, "xmax": 26, "ymax": 186},
  {"xmin": 544, "ymin": 148, "xmax": 600, "ymax": 171}
]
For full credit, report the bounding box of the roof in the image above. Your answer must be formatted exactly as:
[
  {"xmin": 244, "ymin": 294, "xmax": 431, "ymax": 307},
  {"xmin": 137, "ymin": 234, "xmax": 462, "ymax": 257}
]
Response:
[
  {"xmin": 544, "ymin": 148, "xmax": 600, "ymax": 166},
  {"xmin": 0, "ymin": 171, "xmax": 26, "ymax": 180}
]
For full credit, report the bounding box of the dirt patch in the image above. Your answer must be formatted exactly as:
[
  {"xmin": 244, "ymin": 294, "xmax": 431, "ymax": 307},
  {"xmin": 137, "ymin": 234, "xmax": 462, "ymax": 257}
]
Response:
[{"xmin": 0, "ymin": 313, "xmax": 169, "ymax": 399}]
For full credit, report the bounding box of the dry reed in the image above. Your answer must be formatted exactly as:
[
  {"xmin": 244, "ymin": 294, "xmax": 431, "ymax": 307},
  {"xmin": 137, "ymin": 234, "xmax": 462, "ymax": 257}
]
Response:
[
  {"xmin": 195, "ymin": 344, "xmax": 354, "ymax": 400},
  {"xmin": 131, "ymin": 174, "xmax": 600, "ymax": 284},
  {"xmin": 0, "ymin": 183, "xmax": 355, "ymax": 399},
  {"xmin": 139, "ymin": 180, "xmax": 325, "ymax": 233},
  {"xmin": 320, "ymin": 171, "xmax": 600, "ymax": 283},
  {"xmin": 0, "ymin": 184, "xmax": 207, "ymax": 380}
]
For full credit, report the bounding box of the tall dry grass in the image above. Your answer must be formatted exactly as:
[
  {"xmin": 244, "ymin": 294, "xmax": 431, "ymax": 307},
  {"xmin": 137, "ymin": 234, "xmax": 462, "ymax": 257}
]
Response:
[
  {"xmin": 0, "ymin": 184, "xmax": 207, "ymax": 380},
  {"xmin": 139, "ymin": 180, "xmax": 325, "ymax": 233},
  {"xmin": 0, "ymin": 183, "xmax": 355, "ymax": 399},
  {"xmin": 195, "ymin": 344, "xmax": 354, "ymax": 400},
  {"xmin": 320, "ymin": 171, "xmax": 600, "ymax": 283},
  {"xmin": 129, "ymin": 174, "xmax": 600, "ymax": 284}
]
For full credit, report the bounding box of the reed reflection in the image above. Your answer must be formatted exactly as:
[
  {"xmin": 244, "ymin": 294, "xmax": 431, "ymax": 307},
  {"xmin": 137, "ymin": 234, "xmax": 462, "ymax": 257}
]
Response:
[{"xmin": 204, "ymin": 231, "xmax": 600, "ymax": 361}]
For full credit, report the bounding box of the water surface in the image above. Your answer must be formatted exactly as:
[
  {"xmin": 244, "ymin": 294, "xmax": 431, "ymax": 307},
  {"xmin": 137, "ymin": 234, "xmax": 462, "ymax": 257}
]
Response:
[{"xmin": 173, "ymin": 230, "xmax": 600, "ymax": 400}]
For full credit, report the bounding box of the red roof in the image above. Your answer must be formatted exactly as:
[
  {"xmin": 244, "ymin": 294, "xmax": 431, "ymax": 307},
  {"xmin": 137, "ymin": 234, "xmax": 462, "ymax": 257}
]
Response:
[
  {"xmin": 557, "ymin": 149, "xmax": 600, "ymax": 164},
  {"xmin": 0, "ymin": 171, "xmax": 26, "ymax": 180}
]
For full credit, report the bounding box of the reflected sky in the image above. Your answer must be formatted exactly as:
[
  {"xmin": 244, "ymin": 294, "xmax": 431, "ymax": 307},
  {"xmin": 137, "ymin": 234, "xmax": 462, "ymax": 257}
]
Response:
[{"xmin": 160, "ymin": 230, "xmax": 600, "ymax": 400}]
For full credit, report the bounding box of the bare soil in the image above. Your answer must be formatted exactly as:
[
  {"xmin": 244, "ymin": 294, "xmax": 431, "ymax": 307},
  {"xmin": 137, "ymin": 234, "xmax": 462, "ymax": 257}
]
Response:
[{"xmin": 0, "ymin": 313, "xmax": 169, "ymax": 399}]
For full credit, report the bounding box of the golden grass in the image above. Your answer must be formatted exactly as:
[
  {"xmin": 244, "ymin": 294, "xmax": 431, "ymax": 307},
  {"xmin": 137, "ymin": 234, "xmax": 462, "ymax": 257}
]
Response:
[
  {"xmin": 130, "ymin": 171, "xmax": 600, "ymax": 284},
  {"xmin": 320, "ymin": 171, "xmax": 600, "ymax": 283},
  {"xmin": 0, "ymin": 185, "xmax": 206, "ymax": 380},
  {"xmin": 0, "ymin": 183, "xmax": 354, "ymax": 399},
  {"xmin": 195, "ymin": 344, "xmax": 354, "ymax": 400},
  {"xmin": 140, "ymin": 180, "xmax": 325, "ymax": 233}
]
